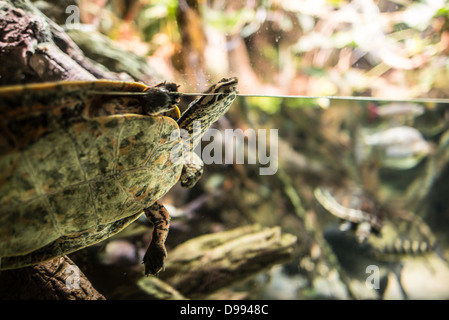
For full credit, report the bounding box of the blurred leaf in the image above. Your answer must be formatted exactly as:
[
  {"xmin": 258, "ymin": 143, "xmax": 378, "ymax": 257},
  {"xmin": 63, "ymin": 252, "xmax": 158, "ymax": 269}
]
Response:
[
  {"xmin": 136, "ymin": 0, "xmax": 179, "ymax": 41},
  {"xmin": 247, "ymin": 96, "xmax": 282, "ymax": 114}
]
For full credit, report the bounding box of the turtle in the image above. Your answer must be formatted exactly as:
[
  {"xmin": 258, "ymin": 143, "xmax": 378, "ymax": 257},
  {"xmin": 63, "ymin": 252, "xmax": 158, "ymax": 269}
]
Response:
[
  {"xmin": 0, "ymin": 77, "xmax": 238, "ymax": 275},
  {"xmin": 314, "ymin": 186, "xmax": 384, "ymax": 243},
  {"xmin": 314, "ymin": 186, "xmax": 436, "ymax": 258}
]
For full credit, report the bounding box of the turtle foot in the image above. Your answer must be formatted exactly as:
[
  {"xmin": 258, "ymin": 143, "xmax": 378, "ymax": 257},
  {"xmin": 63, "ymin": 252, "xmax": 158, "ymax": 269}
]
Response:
[
  {"xmin": 180, "ymin": 158, "xmax": 204, "ymax": 188},
  {"xmin": 143, "ymin": 241, "xmax": 167, "ymax": 276}
]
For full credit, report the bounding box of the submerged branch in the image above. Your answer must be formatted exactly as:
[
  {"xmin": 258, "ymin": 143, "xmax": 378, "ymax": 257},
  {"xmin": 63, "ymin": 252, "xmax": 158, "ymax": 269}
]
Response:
[{"xmin": 160, "ymin": 224, "xmax": 297, "ymax": 298}]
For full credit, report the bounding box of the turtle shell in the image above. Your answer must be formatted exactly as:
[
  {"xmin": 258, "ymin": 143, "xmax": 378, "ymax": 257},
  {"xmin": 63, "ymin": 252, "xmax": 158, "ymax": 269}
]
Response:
[{"xmin": 0, "ymin": 81, "xmax": 183, "ymax": 269}]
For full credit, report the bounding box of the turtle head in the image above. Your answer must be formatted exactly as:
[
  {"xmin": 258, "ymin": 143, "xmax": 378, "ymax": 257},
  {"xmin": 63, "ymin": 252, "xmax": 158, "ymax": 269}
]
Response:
[
  {"xmin": 200, "ymin": 76, "xmax": 238, "ymax": 99},
  {"xmin": 177, "ymin": 77, "xmax": 238, "ymax": 139},
  {"xmin": 192, "ymin": 77, "xmax": 239, "ymax": 117},
  {"xmin": 177, "ymin": 77, "xmax": 238, "ymax": 189}
]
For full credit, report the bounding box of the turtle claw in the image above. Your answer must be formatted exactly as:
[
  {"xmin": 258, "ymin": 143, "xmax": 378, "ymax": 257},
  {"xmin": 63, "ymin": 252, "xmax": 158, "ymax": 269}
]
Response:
[{"xmin": 143, "ymin": 241, "xmax": 167, "ymax": 276}]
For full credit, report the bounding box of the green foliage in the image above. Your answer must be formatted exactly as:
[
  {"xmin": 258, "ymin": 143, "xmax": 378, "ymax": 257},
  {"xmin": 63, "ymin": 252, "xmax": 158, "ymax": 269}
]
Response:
[
  {"xmin": 136, "ymin": 0, "xmax": 179, "ymax": 42},
  {"xmin": 436, "ymin": 3, "xmax": 449, "ymax": 16},
  {"xmin": 101, "ymin": 0, "xmax": 449, "ymax": 101},
  {"xmin": 247, "ymin": 96, "xmax": 282, "ymax": 114}
]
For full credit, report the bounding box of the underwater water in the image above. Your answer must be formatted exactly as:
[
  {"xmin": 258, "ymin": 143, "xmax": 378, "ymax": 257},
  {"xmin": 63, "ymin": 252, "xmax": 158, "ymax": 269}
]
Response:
[
  {"xmin": 234, "ymin": 96, "xmax": 449, "ymax": 300},
  {"xmin": 71, "ymin": 96, "xmax": 449, "ymax": 300},
  {"xmin": 2, "ymin": 93, "xmax": 449, "ymax": 300}
]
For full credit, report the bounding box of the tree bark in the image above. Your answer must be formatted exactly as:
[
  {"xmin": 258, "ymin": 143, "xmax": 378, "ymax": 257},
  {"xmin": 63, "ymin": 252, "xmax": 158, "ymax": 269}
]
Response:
[{"xmin": 0, "ymin": 0, "xmax": 125, "ymax": 84}]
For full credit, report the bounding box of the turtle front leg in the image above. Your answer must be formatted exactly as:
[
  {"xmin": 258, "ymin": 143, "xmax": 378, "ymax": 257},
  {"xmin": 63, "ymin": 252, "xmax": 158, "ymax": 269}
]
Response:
[
  {"xmin": 181, "ymin": 152, "xmax": 204, "ymax": 188},
  {"xmin": 142, "ymin": 202, "xmax": 170, "ymax": 275}
]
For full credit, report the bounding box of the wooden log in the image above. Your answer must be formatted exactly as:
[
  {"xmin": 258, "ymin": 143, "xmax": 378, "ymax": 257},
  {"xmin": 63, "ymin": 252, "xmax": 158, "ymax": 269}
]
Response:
[
  {"xmin": 0, "ymin": 0, "xmax": 125, "ymax": 84},
  {"xmin": 0, "ymin": 256, "xmax": 105, "ymax": 299},
  {"xmin": 159, "ymin": 224, "xmax": 297, "ymax": 298}
]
